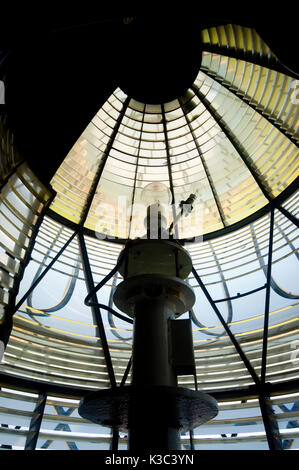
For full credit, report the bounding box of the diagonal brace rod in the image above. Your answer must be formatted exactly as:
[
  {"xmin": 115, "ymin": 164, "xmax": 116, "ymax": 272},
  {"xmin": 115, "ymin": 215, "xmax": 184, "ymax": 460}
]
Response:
[
  {"xmin": 191, "ymin": 266, "xmax": 260, "ymax": 386},
  {"xmin": 77, "ymin": 230, "xmax": 116, "ymax": 388},
  {"xmin": 260, "ymin": 207, "xmax": 275, "ymax": 383},
  {"xmin": 13, "ymin": 230, "xmax": 77, "ymax": 315}
]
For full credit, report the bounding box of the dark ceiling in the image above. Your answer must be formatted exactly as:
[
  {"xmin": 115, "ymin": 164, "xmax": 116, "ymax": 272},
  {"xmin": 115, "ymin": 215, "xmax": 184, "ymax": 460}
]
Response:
[{"xmin": 1, "ymin": 8, "xmax": 298, "ymax": 186}]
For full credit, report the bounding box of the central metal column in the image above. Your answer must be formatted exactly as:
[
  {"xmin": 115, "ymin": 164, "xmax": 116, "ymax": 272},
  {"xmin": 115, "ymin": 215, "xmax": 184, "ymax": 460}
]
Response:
[
  {"xmin": 132, "ymin": 299, "xmax": 177, "ymax": 388},
  {"xmin": 129, "ymin": 298, "xmax": 180, "ymax": 450},
  {"xmin": 112, "ymin": 239, "xmax": 216, "ymax": 452}
]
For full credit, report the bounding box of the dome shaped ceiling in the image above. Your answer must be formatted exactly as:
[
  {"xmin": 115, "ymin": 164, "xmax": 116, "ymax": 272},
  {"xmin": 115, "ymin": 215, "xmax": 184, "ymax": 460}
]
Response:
[{"xmin": 49, "ymin": 23, "xmax": 299, "ymax": 241}]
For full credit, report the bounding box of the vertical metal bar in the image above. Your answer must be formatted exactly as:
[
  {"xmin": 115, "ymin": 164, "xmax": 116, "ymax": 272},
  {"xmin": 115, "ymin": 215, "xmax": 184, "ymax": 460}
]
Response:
[
  {"xmin": 128, "ymin": 103, "xmax": 145, "ymax": 239},
  {"xmin": 261, "ymin": 206, "xmax": 275, "ymax": 384},
  {"xmin": 0, "ymin": 316, "xmax": 12, "ymax": 353},
  {"xmin": 179, "ymin": 96, "xmax": 227, "ymax": 227},
  {"xmin": 189, "ymin": 429, "xmax": 194, "ymax": 450},
  {"xmin": 250, "ymin": 208, "xmax": 283, "ymax": 449},
  {"xmin": 24, "ymin": 391, "xmax": 47, "ymax": 450},
  {"xmin": 191, "ymin": 85, "xmax": 273, "ymax": 202},
  {"xmin": 259, "ymin": 392, "xmax": 283, "ymax": 450},
  {"xmin": 161, "ymin": 104, "xmax": 179, "ymax": 239},
  {"xmin": 189, "ymin": 303, "xmax": 199, "ymax": 392},
  {"xmin": 192, "ymin": 265, "xmax": 283, "ymax": 449},
  {"xmin": 110, "ymin": 429, "xmax": 119, "ymax": 451},
  {"xmin": 192, "ymin": 266, "xmax": 260, "ymax": 386},
  {"xmin": 78, "ymin": 96, "xmax": 130, "ymax": 227},
  {"xmin": 77, "ymin": 230, "xmax": 116, "ymax": 388}
]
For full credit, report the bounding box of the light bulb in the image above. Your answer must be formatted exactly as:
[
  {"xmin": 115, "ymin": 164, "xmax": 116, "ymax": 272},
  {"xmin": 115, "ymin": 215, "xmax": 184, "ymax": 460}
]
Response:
[
  {"xmin": 141, "ymin": 182, "xmax": 171, "ymax": 238},
  {"xmin": 141, "ymin": 182, "xmax": 171, "ymax": 206}
]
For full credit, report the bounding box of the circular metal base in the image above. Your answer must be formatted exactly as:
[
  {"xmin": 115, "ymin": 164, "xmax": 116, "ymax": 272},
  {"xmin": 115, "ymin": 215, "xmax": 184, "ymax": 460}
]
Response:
[
  {"xmin": 113, "ymin": 274, "xmax": 195, "ymax": 318},
  {"xmin": 118, "ymin": 239, "xmax": 193, "ymax": 280},
  {"xmin": 79, "ymin": 385, "xmax": 218, "ymax": 433}
]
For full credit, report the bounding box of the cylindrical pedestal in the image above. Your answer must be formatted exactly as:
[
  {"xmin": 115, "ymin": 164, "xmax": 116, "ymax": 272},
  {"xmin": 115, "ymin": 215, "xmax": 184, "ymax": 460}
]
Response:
[
  {"xmin": 112, "ymin": 242, "xmax": 197, "ymax": 451},
  {"xmin": 129, "ymin": 298, "xmax": 180, "ymax": 450},
  {"xmin": 128, "ymin": 411, "xmax": 181, "ymax": 451},
  {"xmin": 132, "ymin": 299, "xmax": 177, "ymax": 388}
]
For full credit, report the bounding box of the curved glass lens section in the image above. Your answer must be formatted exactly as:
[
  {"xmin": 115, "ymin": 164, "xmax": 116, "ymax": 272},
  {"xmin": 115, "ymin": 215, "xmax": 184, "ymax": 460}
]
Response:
[
  {"xmin": 49, "ymin": 25, "xmax": 299, "ymax": 240},
  {"xmin": 0, "ymin": 163, "xmax": 53, "ymax": 318},
  {"xmin": 200, "ymin": 24, "xmax": 277, "ymax": 59}
]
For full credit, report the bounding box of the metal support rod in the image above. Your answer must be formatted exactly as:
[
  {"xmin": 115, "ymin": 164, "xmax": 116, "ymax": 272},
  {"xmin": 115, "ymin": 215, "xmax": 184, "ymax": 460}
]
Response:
[
  {"xmin": 110, "ymin": 429, "xmax": 119, "ymax": 451},
  {"xmin": 258, "ymin": 392, "xmax": 283, "ymax": 450},
  {"xmin": 189, "ymin": 429, "xmax": 194, "ymax": 451},
  {"xmin": 194, "ymin": 86, "xmax": 298, "ymax": 235},
  {"xmin": 256, "ymin": 208, "xmax": 284, "ymax": 449},
  {"xmin": 120, "ymin": 356, "xmax": 132, "ymax": 387},
  {"xmin": 179, "ymin": 96, "xmax": 227, "ymax": 227},
  {"xmin": 0, "ymin": 315, "xmax": 13, "ymax": 352},
  {"xmin": 277, "ymin": 205, "xmax": 299, "ymax": 229},
  {"xmin": 77, "ymin": 230, "xmax": 116, "ymax": 388},
  {"xmin": 107, "ymin": 273, "xmax": 133, "ymax": 340},
  {"xmin": 260, "ymin": 207, "xmax": 275, "ymax": 384},
  {"xmin": 214, "ymin": 284, "xmax": 266, "ymax": 303},
  {"xmin": 250, "ymin": 221, "xmax": 299, "ymax": 300},
  {"xmin": 12, "ymin": 230, "xmax": 77, "ymax": 316},
  {"xmin": 274, "ymin": 219, "xmax": 299, "ymax": 262},
  {"xmin": 209, "ymin": 241, "xmax": 232, "ymax": 322},
  {"xmin": 78, "ymin": 96, "xmax": 130, "ymax": 227},
  {"xmin": 161, "ymin": 104, "xmax": 179, "ymax": 239},
  {"xmin": 191, "ymin": 266, "xmax": 261, "ymax": 386},
  {"xmin": 192, "ymin": 265, "xmax": 284, "ymax": 449},
  {"xmin": 128, "ymin": 103, "xmax": 145, "ymax": 239},
  {"xmin": 192, "ymin": 85, "xmax": 273, "ymax": 202},
  {"xmin": 24, "ymin": 227, "xmax": 81, "ymax": 318},
  {"xmin": 24, "ymin": 391, "xmax": 47, "ymax": 450}
]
